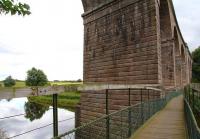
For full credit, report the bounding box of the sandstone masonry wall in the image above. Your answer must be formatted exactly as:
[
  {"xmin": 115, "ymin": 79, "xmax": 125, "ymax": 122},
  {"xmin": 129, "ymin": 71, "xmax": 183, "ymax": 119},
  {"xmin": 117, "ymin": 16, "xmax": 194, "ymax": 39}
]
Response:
[{"xmin": 83, "ymin": 0, "xmax": 160, "ymax": 84}]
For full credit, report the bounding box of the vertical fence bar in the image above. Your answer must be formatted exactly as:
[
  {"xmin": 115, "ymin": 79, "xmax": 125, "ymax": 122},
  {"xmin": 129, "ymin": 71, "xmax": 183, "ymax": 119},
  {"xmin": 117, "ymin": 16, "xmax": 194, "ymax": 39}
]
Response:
[
  {"xmin": 148, "ymin": 89, "xmax": 150, "ymax": 118},
  {"xmin": 192, "ymin": 89, "xmax": 194, "ymax": 111},
  {"xmin": 106, "ymin": 89, "xmax": 109, "ymax": 139},
  {"xmin": 184, "ymin": 87, "xmax": 186, "ymax": 99},
  {"xmin": 53, "ymin": 94, "xmax": 58, "ymax": 137},
  {"xmin": 140, "ymin": 89, "xmax": 143, "ymax": 124},
  {"xmin": 189, "ymin": 88, "xmax": 191, "ymax": 105},
  {"xmin": 187, "ymin": 86, "xmax": 189, "ymax": 101},
  {"xmin": 188, "ymin": 86, "xmax": 189, "ymax": 98},
  {"xmin": 153, "ymin": 91, "xmax": 155, "ymax": 114},
  {"xmin": 120, "ymin": 111, "xmax": 123, "ymax": 138},
  {"xmin": 128, "ymin": 88, "xmax": 131, "ymax": 137}
]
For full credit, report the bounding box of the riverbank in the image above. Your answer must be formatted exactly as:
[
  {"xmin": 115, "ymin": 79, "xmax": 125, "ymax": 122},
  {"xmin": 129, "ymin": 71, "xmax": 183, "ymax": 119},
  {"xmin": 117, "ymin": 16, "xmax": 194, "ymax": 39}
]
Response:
[
  {"xmin": 28, "ymin": 91, "xmax": 80, "ymax": 111},
  {"xmin": 0, "ymin": 80, "xmax": 82, "ymax": 88},
  {"xmin": 0, "ymin": 81, "xmax": 82, "ymax": 110}
]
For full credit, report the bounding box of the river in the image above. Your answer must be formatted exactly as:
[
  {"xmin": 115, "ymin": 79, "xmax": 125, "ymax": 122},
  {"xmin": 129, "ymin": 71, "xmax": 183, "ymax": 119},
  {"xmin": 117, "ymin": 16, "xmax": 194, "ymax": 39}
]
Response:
[{"xmin": 0, "ymin": 97, "xmax": 75, "ymax": 139}]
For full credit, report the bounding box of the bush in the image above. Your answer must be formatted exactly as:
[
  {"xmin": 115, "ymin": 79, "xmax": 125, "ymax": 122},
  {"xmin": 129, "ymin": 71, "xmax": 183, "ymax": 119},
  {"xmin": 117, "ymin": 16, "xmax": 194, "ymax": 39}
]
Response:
[
  {"xmin": 192, "ymin": 47, "xmax": 200, "ymax": 83},
  {"xmin": 3, "ymin": 76, "xmax": 16, "ymax": 87},
  {"xmin": 25, "ymin": 67, "xmax": 48, "ymax": 86},
  {"xmin": 0, "ymin": 129, "xmax": 8, "ymax": 139},
  {"xmin": 77, "ymin": 79, "xmax": 82, "ymax": 82}
]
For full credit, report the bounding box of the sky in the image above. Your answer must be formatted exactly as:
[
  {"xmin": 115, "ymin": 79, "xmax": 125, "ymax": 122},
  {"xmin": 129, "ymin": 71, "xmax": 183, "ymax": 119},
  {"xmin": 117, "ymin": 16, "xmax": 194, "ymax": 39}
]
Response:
[{"xmin": 0, "ymin": 0, "xmax": 199, "ymax": 81}]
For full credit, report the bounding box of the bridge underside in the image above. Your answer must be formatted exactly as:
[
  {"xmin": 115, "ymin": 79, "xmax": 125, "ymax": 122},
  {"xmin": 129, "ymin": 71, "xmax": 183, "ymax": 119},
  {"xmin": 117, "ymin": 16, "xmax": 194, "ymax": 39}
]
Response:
[{"xmin": 78, "ymin": 0, "xmax": 192, "ymax": 127}]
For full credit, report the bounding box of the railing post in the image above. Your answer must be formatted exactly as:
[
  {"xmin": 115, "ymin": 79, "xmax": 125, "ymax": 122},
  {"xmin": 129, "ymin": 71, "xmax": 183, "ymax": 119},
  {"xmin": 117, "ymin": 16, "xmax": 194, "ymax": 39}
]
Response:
[
  {"xmin": 53, "ymin": 94, "xmax": 58, "ymax": 137},
  {"xmin": 184, "ymin": 87, "xmax": 186, "ymax": 99},
  {"xmin": 152, "ymin": 91, "xmax": 155, "ymax": 114},
  {"xmin": 106, "ymin": 89, "xmax": 110, "ymax": 139},
  {"xmin": 192, "ymin": 89, "xmax": 194, "ymax": 111},
  {"xmin": 128, "ymin": 88, "xmax": 132, "ymax": 137},
  {"xmin": 186, "ymin": 86, "xmax": 188, "ymax": 101},
  {"xmin": 148, "ymin": 89, "xmax": 150, "ymax": 118},
  {"xmin": 140, "ymin": 89, "xmax": 143, "ymax": 124},
  {"xmin": 189, "ymin": 87, "xmax": 191, "ymax": 105}
]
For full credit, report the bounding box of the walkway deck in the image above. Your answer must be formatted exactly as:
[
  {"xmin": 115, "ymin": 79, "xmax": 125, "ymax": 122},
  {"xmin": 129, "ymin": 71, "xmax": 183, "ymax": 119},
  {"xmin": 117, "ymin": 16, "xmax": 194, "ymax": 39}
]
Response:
[{"xmin": 131, "ymin": 95, "xmax": 187, "ymax": 139}]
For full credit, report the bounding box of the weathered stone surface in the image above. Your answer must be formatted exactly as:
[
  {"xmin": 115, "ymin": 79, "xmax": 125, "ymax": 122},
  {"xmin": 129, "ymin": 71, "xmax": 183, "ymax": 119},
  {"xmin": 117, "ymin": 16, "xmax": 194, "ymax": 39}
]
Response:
[
  {"xmin": 78, "ymin": 0, "xmax": 193, "ymax": 127},
  {"xmin": 83, "ymin": 0, "xmax": 159, "ymax": 85}
]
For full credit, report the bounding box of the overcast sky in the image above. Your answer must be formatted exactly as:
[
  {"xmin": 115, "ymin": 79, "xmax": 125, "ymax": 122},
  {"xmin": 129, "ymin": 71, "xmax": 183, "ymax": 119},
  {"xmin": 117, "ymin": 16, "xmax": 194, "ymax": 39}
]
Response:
[{"xmin": 0, "ymin": 0, "xmax": 199, "ymax": 81}]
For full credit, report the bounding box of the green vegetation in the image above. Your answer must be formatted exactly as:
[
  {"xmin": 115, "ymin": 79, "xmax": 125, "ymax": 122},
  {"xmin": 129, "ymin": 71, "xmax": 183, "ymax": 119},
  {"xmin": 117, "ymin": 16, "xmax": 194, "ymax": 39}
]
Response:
[
  {"xmin": 192, "ymin": 47, "xmax": 200, "ymax": 83},
  {"xmin": 0, "ymin": 80, "xmax": 25, "ymax": 88},
  {"xmin": 50, "ymin": 81, "xmax": 82, "ymax": 86},
  {"xmin": 28, "ymin": 91, "xmax": 80, "ymax": 110},
  {"xmin": 24, "ymin": 100, "xmax": 49, "ymax": 121},
  {"xmin": 25, "ymin": 67, "xmax": 48, "ymax": 86},
  {"xmin": 0, "ymin": 80, "xmax": 82, "ymax": 88},
  {"xmin": 0, "ymin": 81, "xmax": 3, "ymax": 88},
  {"xmin": 0, "ymin": 0, "xmax": 30, "ymax": 15},
  {"xmin": 14, "ymin": 80, "xmax": 26, "ymax": 87},
  {"xmin": 3, "ymin": 76, "xmax": 16, "ymax": 87},
  {"xmin": 0, "ymin": 129, "xmax": 7, "ymax": 139},
  {"xmin": 0, "ymin": 78, "xmax": 82, "ymax": 109}
]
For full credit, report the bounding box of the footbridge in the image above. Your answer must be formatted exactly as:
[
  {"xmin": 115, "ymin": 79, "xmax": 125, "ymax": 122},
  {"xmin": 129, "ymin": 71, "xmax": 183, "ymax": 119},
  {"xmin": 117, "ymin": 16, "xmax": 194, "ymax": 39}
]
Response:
[
  {"xmin": 54, "ymin": 84, "xmax": 200, "ymax": 139},
  {"xmin": 0, "ymin": 84, "xmax": 199, "ymax": 139},
  {"xmin": 29, "ymin": 0, "xmax": 196, "ymax": 138},
  {"xmin": 0, "ymin": 0, "xmax": 195, "ymax": 138}
]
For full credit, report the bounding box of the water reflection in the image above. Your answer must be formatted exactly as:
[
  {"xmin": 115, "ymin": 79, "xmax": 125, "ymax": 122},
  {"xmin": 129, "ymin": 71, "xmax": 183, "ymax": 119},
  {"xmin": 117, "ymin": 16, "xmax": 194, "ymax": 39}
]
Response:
[
  {"xmin": 0, "ymin": 97, "xmax": 75, "ymax": 139},
  {"xmin": 24, "ymin": 99, "xmax": 49, "ymax": 121}
]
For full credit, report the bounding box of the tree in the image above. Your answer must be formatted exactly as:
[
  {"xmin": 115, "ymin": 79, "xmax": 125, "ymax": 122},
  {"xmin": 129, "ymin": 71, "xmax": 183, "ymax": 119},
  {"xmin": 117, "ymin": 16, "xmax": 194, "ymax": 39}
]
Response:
[
  {"xmin": 77, "ymin": 79, "xmax": 82, "ymax": 82},
  {"xmin": 0, "ymin": 0, "xmax": 30, "ymax": 15},
  {"xmin": 0, "ymin": 129, "xmax": 7, "ymax": 139},
  {"xmin": 3, "ymin": 76, "xmax": 16, "ymax": 87},
  {"xmin": 24, "ymin": 99, "xmax": 49, "ymax": 121},
  {"xmin": 25, "ymin": 67, "xmax": 48, "ymax": 86},
  {"xmin": 192, "ymin": 47, "xmax": 200, "ymax": 83}
]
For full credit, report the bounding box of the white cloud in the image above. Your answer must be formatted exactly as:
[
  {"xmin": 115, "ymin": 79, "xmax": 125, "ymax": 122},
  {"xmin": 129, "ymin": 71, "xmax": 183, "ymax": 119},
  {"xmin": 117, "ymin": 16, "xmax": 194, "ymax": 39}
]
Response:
[
  {"xmin": 0, "ymin": 0, "xmax": 84, "ymax": 81},
  {"xmin": 0, "ymin": 0, "xmax": 199, "ymax": 80},
  {"xmin": 173, "ymin": 0, "xmax": 200, "ymax": 51}
]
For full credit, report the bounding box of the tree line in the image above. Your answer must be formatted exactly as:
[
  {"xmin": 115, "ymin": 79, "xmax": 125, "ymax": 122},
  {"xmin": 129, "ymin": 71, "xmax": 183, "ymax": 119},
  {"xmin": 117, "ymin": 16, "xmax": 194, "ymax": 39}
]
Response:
[
  {"xmin": 2, "ymin": 67, "xmax": 48, "ymax": 87},
  {"xmin": 192, "ymin": 47, "xmax": 200, "ymax": 83}
]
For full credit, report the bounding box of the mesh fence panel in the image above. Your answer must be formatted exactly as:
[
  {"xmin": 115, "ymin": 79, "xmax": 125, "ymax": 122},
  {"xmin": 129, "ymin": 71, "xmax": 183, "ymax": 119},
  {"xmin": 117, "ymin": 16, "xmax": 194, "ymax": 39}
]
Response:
[{"xmin": 55, "ymin": 91, "xmax": 181, "ymax": 139}]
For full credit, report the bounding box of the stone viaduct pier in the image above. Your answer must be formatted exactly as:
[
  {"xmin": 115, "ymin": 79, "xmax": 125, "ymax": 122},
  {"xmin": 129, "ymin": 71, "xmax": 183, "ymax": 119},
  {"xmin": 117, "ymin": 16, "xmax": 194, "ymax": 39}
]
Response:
[{"xmin": 78, "ymin": 0, "xmax": 193, "ymax": 126}]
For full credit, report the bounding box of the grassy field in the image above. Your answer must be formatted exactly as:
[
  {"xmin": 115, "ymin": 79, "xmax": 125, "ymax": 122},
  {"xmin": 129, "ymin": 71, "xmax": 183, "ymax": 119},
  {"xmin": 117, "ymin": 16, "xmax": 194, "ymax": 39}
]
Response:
[
  {"xmin": 0, "ymin": 81, "xmax": 82, "ymax": 88},
  {"xmin": 0, "ymin": 80, "xmax": 82, "ymax": 110},
  {"xmin": 0, "ymin": 80, "xmax": 26, "ymax": 88},
  {"xmin": 0, "ymin": 81, "xmax": 3, "ymax": 87},
  {"xmin": 50, "ymin": 81, "xmax": 82, "ymax": 86},
  {"xmin": 29, "ymin": 91, "xmax": 80, "ymax": 111}
]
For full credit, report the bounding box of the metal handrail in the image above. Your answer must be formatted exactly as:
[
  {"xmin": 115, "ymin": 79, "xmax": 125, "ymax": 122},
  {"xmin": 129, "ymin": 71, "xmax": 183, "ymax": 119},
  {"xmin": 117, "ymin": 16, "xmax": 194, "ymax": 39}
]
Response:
[
  {"xmin": 184, "ymin": 85, "xmax": 200, "ymax": 139},
  {"xmin": 55, "ymin": 103, "xmax": 142, "ymax": 138},
  {"xmin": 184, "ymin": 99, "xmax": 200, "ymax": 139},
  {"xmin": 53, "ymin": 90, "xmax": 180, "ymax": 139}
]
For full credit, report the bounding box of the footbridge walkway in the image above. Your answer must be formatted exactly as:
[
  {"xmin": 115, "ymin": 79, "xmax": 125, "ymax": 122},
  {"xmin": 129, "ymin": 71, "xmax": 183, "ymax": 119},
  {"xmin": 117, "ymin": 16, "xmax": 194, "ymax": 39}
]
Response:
[
  {"xmin": 131, "ymin": 95, "xmax": 186, "ymax": 139},
  {"xmin": 54, "ymin": 84, "xmax": 200, "ymax": 139},
  {"xmin": 0, "ymin": 84, "xmax": 199, "ymax": 139}
]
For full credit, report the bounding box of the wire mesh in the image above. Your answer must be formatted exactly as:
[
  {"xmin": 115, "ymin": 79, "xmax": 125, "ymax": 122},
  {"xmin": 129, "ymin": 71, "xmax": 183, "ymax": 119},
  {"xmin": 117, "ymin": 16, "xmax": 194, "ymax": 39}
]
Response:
[
  {"xmin": 55, "ymin": 91, "xmax": 180, "ymax": 139},
  {"xmin": 184, "ymin": 85, "xmax": 200, "ymax": 139}
]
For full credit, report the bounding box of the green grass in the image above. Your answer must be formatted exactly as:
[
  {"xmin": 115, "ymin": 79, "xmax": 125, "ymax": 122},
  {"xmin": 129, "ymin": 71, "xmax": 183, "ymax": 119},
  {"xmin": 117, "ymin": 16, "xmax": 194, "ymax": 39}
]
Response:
[
  {"xmin": 0, "ymin": 81, "xmax": 82, "ymax": 88},
  {"xmin": 0, "ymin": 81, "xmax": 26, "ymax": 88},
  {"xmin": 0, "ymin": 81, "xmax": 81, "ymax": 110},
  {"xmin": 0, "ymin": 81, "xmax": 3, "ymax": 88},
  {"xmin": 14, "ymin": 81, "xmax": 26, "ymax": 87},
  {"xmin": 28, "ymin": 91, "xmax": 80, "ymax": 111},
  {"xmin": 50, "ymin": 81, "xmax": 82, "ymax": 86}
]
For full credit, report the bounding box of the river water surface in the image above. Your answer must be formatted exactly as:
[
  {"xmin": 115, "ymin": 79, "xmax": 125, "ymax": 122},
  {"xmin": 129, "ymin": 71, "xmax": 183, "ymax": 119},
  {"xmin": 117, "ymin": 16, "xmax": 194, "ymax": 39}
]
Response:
[{"xmin": 0, "ymin": 97, "xmax": 75, "ymax": 139}]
